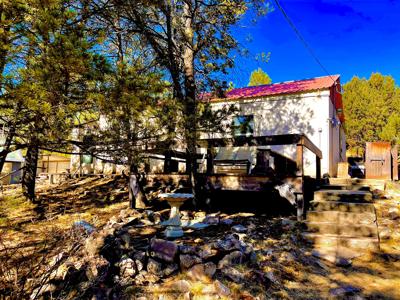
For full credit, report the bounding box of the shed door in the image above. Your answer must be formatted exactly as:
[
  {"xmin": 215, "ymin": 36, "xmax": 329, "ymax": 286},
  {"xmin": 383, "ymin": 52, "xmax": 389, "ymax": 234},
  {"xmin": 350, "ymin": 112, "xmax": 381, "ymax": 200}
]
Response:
[{"xmin": 365, "ymin": 142, "xmax": 391, "ymax": 179}]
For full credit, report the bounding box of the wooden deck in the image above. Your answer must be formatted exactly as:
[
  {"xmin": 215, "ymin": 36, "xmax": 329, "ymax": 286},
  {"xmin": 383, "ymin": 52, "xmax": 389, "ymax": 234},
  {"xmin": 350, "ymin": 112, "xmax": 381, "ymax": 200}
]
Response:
[{"xmin": 145, "ymin": 134, "xmax": 322, "ymax": 220}]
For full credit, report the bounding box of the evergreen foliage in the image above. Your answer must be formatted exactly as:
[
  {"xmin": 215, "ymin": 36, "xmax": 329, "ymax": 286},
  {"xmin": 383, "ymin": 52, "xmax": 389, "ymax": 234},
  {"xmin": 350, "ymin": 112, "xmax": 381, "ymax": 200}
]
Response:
[
  {"xmin": 343, "ymin": 73, "xmax": 400, "ymax": 155},
  {"xmin": 248, "ymin": 68, "xmax": 272, "ymax": 86}
]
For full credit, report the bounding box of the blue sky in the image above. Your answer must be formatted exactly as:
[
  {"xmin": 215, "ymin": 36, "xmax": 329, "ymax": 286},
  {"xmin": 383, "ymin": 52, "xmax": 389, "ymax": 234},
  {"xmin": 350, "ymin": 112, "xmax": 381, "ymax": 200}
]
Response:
[{"xmin": 228, "ymin": 0, "xmax": 400, "ymax": 87}]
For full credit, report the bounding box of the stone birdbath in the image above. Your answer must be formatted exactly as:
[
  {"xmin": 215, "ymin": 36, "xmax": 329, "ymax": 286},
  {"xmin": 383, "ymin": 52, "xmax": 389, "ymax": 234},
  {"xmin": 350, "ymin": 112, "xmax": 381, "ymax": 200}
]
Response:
[{"xmin": 159, "ymin": 193, "xmax": 193, "ymax": 238}]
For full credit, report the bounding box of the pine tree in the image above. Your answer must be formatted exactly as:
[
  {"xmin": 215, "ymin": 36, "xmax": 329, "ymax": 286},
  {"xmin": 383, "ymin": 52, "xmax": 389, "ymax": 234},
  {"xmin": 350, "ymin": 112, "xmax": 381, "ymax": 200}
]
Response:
[
  {"xmin": 248, "ymin": 68, "xmax": 272, "ymax": 86},
  {"xmin": 96, "ymin": 0, "xmax": 269, "ymax": 202},
  {"xmin": 343, "ymin": 73, "xmax": 400, "ymax": 155},
  {"xmin": 12, "ymin": 0, "xmax": 106, "ymax": 201}
]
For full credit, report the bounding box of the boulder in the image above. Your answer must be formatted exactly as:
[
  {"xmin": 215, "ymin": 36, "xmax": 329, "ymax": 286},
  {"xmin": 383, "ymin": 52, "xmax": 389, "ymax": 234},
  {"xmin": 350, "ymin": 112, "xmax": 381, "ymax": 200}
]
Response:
[
  {"xmin": 133, "ymin": 251, "xmax": 147, "ymax": 272},
  {"xmin": 163, "ymin": 263, "xmax": 179, "ymax": 277},
  {"xmin": 388, "ymin": 207, "xmax": 399, "ymax": 220},
  {"xmin": 329, "ymin": 285, "xmax": 361, "ymax": 297},
  {"xmin": 220, "ymin": 218, "xmax": 233, "ymax": 226},
  {"xmin": 164, "ymin": 280, "xmax": 191, "ymax": 293},
  {"xmin": 204, "ymin": 215, "xmax": 219, "ymax": 225},
  {"xmin": 198, "ymin": 246, "xmax": 219, "ymax": 260},
  {"xmin": 232, "ymin": 224, "xmax": 247, "ymax": 233},
  {"xmin": 214, "ymin": 280, "xmax": 231, "ymax": 297},
  {"xmin": 218, "ymin": 251, "xmax": 245, "ymax": 269},
  {"xmin": 30, "ymin": 283, "xmax": 57, "ymax": 300},
  {"xmin": 204, "ymin": 262, "xmax": 217, "ymax": 278},
  {"xmin": 73, "ymin": 220, "xmax": 96, "ymax": 234},
  {"xmin": 380, "ymin": 227, "xmax": 392, "ymax": 240},
  {"xmin": 221, "ymin": 266, "xmax": 245, "ymax": 283},
  {"xmin": 147, "ymin": 258, "xmax": 163, "ymax": 277},
  {"xmin": 180, "ymin": 254, "xmax": 202, "ymax": 269},
  {"xmin": 186, "ymin": 262, "xmax": 216, "ymax": 282},
  {"xmin": 134, "ymin": 270, "xmax": 160, "ymax": 285},
  {"xmin": 86, "ymin": 256, "xmax": 110, "ymax": 281},
  {"xmin": 179, "ymin": 245, "xmax": 198, "ymax": 255},
  {"xmin": 214, "ymin": 236, "xmax": 241, "ymax": 252},
  {"xmin": 150, "ymin": 238, "xmax": 178, "ymax": 263},
  {"xmin": 118, "ymin": 257, "xmax": 137, "ymax": 278}
]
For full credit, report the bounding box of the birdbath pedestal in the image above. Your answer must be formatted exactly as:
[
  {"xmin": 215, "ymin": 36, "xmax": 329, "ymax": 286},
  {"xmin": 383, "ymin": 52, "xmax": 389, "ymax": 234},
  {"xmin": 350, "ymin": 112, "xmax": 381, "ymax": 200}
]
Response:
[{"xmin": 159, "ymin": 193, "xmax": 193, "ymax": 238}]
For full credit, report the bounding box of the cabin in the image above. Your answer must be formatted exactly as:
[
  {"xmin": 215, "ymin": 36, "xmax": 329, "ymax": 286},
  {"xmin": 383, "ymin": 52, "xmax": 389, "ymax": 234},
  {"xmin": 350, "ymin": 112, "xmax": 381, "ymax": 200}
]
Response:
[{"xmin": 201, "ymin": 75, "xmax": 346, "ymax": 177}]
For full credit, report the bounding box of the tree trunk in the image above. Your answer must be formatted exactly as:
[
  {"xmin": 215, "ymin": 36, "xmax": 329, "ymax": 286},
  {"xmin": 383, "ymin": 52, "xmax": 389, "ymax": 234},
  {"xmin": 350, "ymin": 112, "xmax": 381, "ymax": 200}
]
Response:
[
  {"xmin": 22, "ymin": 143, "xmax": 39, "ymax": 202},
  {"xmin": 0, "ymin": 125, "xmax": 15, "ymax": 174},
  {"xmin": 128, "ymin": 164, "xmax": 149, "ymax": 209},
  {"xmin": 182, "ymin": 2, "xmax": 198, "ymax": 199}
]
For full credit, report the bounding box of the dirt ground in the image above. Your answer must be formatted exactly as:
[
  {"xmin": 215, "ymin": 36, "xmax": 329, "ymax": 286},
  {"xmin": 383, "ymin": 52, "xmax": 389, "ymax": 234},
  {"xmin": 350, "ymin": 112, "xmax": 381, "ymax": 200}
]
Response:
[{"xmin": 0, "ymin": 177, "xmax": 399, "ymax": 299}]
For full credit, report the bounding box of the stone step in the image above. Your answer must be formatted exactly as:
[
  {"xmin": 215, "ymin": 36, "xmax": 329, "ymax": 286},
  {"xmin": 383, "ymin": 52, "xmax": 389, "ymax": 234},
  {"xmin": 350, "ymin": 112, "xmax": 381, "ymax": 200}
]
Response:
[
  {"xmin": 302, "ymin": 233, "xmax": 380, "ymax": 251},
  {"xmin": 314, "ymin": 190, "xmax": 373, "ymax": 203},
  {"xmin": 319, "ymin": 184, "xmax": 370, "ymax": 191},
  {"xmin": 305, "ymin": 222, "xmax": 378, "ymax": 238},
  {"xmin": 306, "ymin": 210, "xmax": 376, "ymax": 224},
  {"xmin": 328, "ymin": 178, "xmax": 385, "ymax": 191},
  {"xmin": 310, "ymin": 201, "xmax": 376, "ymax": 214}
]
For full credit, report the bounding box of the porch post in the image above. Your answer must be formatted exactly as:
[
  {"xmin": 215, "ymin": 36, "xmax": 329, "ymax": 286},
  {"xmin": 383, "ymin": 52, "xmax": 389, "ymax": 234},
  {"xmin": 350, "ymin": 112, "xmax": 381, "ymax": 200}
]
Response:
[
  {"xmin": 206, "ymin": 145, "xmax": 214, "ymax": 175},
  {"xmin": 164, "ymin": 151, "xmax": 172, "ymax": 174},
  {"xmin": 316, "ymin": 156, "xmax": 321, "ymax": 180},
  {"xmin": 296, "ymin": 144, "xmax": 304, "ymax": 221}
]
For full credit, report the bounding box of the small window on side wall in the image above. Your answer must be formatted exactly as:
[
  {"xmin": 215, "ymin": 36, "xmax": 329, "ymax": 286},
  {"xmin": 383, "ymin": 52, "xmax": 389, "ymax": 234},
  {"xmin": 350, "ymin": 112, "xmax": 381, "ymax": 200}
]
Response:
[{"xmin": 232, "ymin": 115, "xmax": 254, "ymax": 137}]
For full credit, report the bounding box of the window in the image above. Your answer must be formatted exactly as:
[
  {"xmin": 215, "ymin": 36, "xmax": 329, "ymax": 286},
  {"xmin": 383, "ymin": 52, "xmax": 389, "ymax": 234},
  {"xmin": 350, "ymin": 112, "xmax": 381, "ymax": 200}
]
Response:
[{"xmin": 232, "ymin": 115, "xmax": 254, "ymax": 136}]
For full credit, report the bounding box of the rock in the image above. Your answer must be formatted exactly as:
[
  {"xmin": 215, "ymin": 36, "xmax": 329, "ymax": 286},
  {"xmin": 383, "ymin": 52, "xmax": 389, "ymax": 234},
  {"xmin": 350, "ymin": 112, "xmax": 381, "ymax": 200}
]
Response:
[
  {"xmin": 221, "ymin": 266, "xmax": 245, "ymax": 283},
  {"xmin": 163, "ymin": 263, "xmax": 179, "ymax": 277},
  {"xmin": 265, "ymin": 271, "xmax": 278, "ymax": 284},
  {"xmin": 165, "ymin": 280, "xmax": 191, "ymax": 293},
  {"xmin": 329, "ymin": 285, "xmax": 361, "ymax": 297},
  {"xmin": 218, "ymin": 251, "xmax": 245, "ymax": 269},
  {"xmin": 84, "ymin": 235, "xmax": 106, "ymax": 258},
  {"xmin": 179, "ymin": 245, "xmax": 198, "ymax": 255},
  {"xmin": 220, "ymin": 218, "xmax": 233, "ymax": 226},
  {"xmin": 198, "ymin": 247, "xmax": 219, "ymax": 260},
  {"xmin": 388, "ymin": 207, "xmax": 399, "ymax": 220},
  {"xmin": 335, "ymin": 257, "xmax": 352, "ymax": 268},
  {"xmin": 194, "ymin": 211, "xmax": 207, "ymax": 220},
  {"xmin": 119, "ymin": 233, "xmax": 132, "ymax": 249},
  {"xmin": 187, "ymin": 263, "xmax": 216, "ymax": 282},
  {"xmin": 214, "ymin": 236, "xmax": 242, "ymax": 252},
  {"xmin": 147, "ymin": 258, "xmax": 163, "ymax": 276},
  {"xmin": 232, "ymin": 224, "xmax": 247, "ymax": 233},
  {"xmin": 133, "ymin": 251, "xmax": 147, "ymax": 272},
  {"xmin": 204, "ymin": 215, "xmax": 219, "ymax": 225},
  {"xmin": 180, "ymin": 254, "xmax": 202, "ymax": 269},
  {"xmin": 380, "ymin": 227, "xmax": 392, "ymax": 240},
  {"xmin": 73, "ymin": 220, "xmax": 96, "ymax": 234},
  {"xmin": 204, "ymin": 262, "xmax": 217, "ymax": 278},
  {"xmin": 214, "ymin": 280, "xmax": 231, "ymax": 297},
  {"xmin": 278, "ymin": 251, "xmax": 296, "ymax": 263},
  {"xmin": 119, "ymin": 258, "xmax": 137, "ymax": 278},
  {"xmin": 86, "ymin": 256, "xmax": 110, "ymax": 281},
  {"xmin": 312, "ymin": 250, "xmax": 352, "ymax": 267},
  {"xmin": 134, "ymin": 270, "xmax": 160, "ymax": 285},
  {"xmin": 275, "ymin": 183, "xmax": 296, "ymax": 205},
  {"xmin": 30, "ymin": 283, "xmax": 57, "ymax": 300},
  {"xmin": 150, "ymin": 238, "xmax": 178, "ymax": 263},
  {"xmin": 281, "ymin": 218, "xmax": 295, "ymax": 228}
]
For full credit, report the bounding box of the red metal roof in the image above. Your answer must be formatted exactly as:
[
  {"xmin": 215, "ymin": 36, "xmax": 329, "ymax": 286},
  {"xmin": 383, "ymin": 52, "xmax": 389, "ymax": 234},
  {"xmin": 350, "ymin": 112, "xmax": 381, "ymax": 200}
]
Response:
[{"xmin": 205, "ymin": 75, "xmax": 340, "ymax": 101}]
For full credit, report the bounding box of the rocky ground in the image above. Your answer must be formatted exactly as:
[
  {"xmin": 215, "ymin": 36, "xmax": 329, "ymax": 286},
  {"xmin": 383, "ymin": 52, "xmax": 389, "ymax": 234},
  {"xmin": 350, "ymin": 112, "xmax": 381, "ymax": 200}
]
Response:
[{"xmin": 1, "ymin": 177, "xmax": 400, "ymax": 299}]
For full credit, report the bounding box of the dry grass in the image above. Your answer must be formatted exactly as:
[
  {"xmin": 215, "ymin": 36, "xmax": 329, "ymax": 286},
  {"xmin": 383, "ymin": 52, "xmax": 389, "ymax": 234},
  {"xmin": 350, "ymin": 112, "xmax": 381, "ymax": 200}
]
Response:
[{"xmin": 0, "ymin": 176, "xmax": 129, "ymax": 298}]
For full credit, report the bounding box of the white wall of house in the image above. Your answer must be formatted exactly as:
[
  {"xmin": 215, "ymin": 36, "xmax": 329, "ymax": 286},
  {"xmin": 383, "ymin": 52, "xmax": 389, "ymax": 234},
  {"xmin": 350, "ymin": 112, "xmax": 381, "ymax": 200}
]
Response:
[{"xmin": 207, "ymin": 89, "xmax": 346, "ymax": 177}]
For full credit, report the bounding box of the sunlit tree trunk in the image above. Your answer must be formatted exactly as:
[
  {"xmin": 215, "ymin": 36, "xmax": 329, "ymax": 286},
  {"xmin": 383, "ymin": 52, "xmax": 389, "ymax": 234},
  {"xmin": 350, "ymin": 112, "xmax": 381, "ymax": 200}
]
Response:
[{"xmin": 22, "ymin": 142, "xmax": 39, "ymax": 202}]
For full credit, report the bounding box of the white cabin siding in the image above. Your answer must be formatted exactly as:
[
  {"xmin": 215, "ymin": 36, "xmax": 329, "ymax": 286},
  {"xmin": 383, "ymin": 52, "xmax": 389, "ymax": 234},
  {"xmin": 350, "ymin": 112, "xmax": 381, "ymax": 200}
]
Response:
[{"xmin": 208, "ymin": 89, "xmax": 345, "ymax": 177}]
